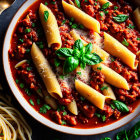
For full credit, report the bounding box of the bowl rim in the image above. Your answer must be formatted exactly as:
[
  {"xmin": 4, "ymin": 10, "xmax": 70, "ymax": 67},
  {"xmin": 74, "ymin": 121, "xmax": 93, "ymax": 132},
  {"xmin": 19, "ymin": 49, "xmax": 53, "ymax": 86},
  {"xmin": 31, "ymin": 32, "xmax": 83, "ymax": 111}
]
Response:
[{"xmin": 2, "ymin": 0, "xmax": 140, "ymax": 135}]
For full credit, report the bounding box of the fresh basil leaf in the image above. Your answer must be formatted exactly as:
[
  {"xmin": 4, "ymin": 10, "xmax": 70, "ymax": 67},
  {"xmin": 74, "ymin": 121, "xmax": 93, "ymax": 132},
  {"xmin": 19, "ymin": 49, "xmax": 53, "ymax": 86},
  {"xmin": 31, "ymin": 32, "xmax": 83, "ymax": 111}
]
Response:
[
  {"xmin": 85, "ymin": 43, "xmax": 92, "ymax": 54},
  {"xmin": 110, "ymin": 104, "xmax": 116, "ymax": 110},
  {"xmin": 95, "ymin": 113, "xmax": 101, "ymax": 118},
  {"xmin": 112, "ymin": 100, "xmax": 129, "ymax": 113},
  {"xmin": 101, "ymin": 115, "xmax": 106, "ymax": 122},
  {"xmin": 63, "ymin": 57, "xmax": 79, "ymax": 73},
  {"xmin": 113, "ymin": 14, "xmax": 129, "ymax": 23},
  {"xmin": 116, "ymin": 130, "xmax": 128, "ymax": 140},
  {"xmin": 101, "ymin": 137, "xmax": 112, "ymax": 140},
  {"xmin": 83, "ymin": 53, "xmax": 102, "ymax": 65},
  {"xmin": 101, "ymin": 2, "xmax": 110, "ymax": 10},
  {"xmin": 73, "ymin": 49, "xmax": 81, "ymax": 58},
  {"xmin": 54, "ymin": 58, "xmax": 61, "ymax": 67},
  {"xmin": 44, "ymin": 11, "xmax": 49, "ymax": 22},
  {"xmin": 56, "ymin": 48, "xmax": 73, "ymax": 58},
  {"xmin": 75, "ymin": 0, "xmax": 80, "ymax": 8},
  {"xmin": 73, "ymin": 39, "xmax": 84, "ymax": 51},
  {"xmin": 127, "ymin": 24, "xmax": 135, "ymax": 29},
  {"xmin": 128, "ymin": 121, "xmax": 140, "ymax": 140}
]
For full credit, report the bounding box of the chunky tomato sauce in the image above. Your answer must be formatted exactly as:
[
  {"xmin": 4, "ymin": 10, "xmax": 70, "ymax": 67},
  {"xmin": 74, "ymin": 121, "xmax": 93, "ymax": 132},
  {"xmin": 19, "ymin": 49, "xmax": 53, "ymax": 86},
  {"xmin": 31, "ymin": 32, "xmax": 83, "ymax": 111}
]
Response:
[{"xmin": 9, "ymin": 0, "xmax": 140, "ymax": 128}]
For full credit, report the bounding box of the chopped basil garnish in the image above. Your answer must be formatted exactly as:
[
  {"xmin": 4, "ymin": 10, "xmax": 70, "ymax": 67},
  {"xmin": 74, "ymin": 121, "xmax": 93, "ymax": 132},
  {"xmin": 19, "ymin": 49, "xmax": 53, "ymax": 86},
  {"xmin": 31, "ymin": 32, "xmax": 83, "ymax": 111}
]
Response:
[
  {"xmin": 114, "ymin": 6, "xmax": 118, "ymax": 10},
  {"xmin": 113, "ymin": 14, "xmax": 129, "ymax": 23},
  {"xmin": 94, "ymin": 2, "xmax": 97, "ymax": 6},
  {"xmin": 69, "ymin": 21, "xmax": 72, "ymax": 25},
  {"xmin": 61, "ymin": 120, "xmax": 67, "ymax": 125},
  {"xmin": 25, "ymin": 28, "xmax": 31, "ymax": 33},
  {"xmin": 122, "ymin": 38, "xmax": 129, "ymax": 47},
  {"xmin": 104, "ymin": 11, "xmax": 109, "ymax": 14},
  {"xmin": 15, "ymin": 79, "xmax": 19, "ymax": 84},
  {"xmin": 112, "ymin": 100, "xmax": 129, "ymax": 113},
  {"xmin": 95, "ymin": 113, "xmax": 106, "ymax": 122},
  {"xmin": 20, "ymin": 83, "xmax": 24, "ymax": 88},
  {"xmin": 0, "ymin": 133, "xmax": 3, "ymax": 136},
  {"xmin": 56, "ymin": 40, "xmax": 102, "ymax": 73},
  {"xmin": 110, "ymin": 104, "xmax": 116, "ymax": 110},
  {"xmin": 54, "ymin": 58, "xmax": 61, "ymax": 67},
  {"xmin": 25, "ymin": 88, "xmax": 31, "ymax": 96},
  {"xmin": 39, "ymin": 104, "xmax": 51, "ymax": 113},
  {"xmin": 37, "ymin": 99, "xmax": 40, "ymax": 105},
  {"xmin": 44, "ymin": 11, "xmax": 49, "ymax": 22},
  {"xmin": 61, "ymin": 20, "xmax": 66, "ymax": 25},
  {"xmin": 26, "ymin": 67, "xmax": 32, "ymax": 71},
  {"xmin": 29, "ymin": 99, "xmax": 34, "ymax": 106},
  {"xmin": 95, "ymin": 113, "xmax": 101, "ymax": 118},
  {"xmin": 71, "ymin": 24, "xmax": 78, "ymax": 29},
  {"xmin": 45, "ymin": 2, "xmax": 48, "ymax": 5},
  {"xmin": 19, "ymin": 39, "xmax": 24, "ymax": 43},
  {"xmin": 26, "ymin": 49, "xmax": 30, "ymax": 53},
  {"xmin": 101, "ymin": 86, "xmax": 108, "ymax": 91},
  {"xmin": 101, "ymin": 2, "xmax": 110, "ymax": 11},
  {"xmin": 59, "ymin": 75, "xmax": 65, "ymax": 80},
  {"xmin": 97, "ymin": 66, "xmax": 102, "ymax": 70},
  {"xmin": 70, "ymin": 17, "xmax": 74, "ymax": 22},
  {"xmin": 85, "ymin": 0, "xmax": 88, "ymax": 2},
  {"xmin": 79, "ymin": 24, "xmax": 84, "ymax": 29},
  {"xmin": 63, "ymin": 111, "xmax": 67, "ymax": 116},
  {"xmin": 75, "ymin": 0, "xmax": 80, "ymax": 8},
  {"xmin": 51, "ymin": 1, "xmax": 56, "ymax": 4},
  {"xmin": 32, "ymin": 23, "xmax": 36, "ymax": 27},
  {"xmin": 80, "ymin": 96, "xmax": 85, "ymax": 101},
  {"xmin": 127, "ymin": 24, "xmax": 135, "ymax": 29},
  {"xmin": 137, "ymin": 38, "xmax": 140, "ymax": 40},
  {"xmin": 100, "ymin": 12, "xmax": 104, "ymax": 17}
]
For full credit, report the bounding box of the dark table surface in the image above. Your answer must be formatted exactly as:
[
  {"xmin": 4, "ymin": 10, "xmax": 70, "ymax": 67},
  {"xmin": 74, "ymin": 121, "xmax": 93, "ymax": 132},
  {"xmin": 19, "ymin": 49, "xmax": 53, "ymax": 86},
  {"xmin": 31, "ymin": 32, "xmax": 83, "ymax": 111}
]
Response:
[{"xmin": 0, "ymin": 0, "xmax": 139, "ymax": 140}]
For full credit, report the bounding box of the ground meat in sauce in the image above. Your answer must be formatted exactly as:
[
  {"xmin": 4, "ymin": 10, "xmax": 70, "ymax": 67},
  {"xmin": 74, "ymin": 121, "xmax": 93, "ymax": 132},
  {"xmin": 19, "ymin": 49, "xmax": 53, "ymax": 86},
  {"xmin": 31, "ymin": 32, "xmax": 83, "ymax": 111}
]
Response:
[{"xmin": 9, "ymin": 0, "xmax": 140, "ymax": 128}]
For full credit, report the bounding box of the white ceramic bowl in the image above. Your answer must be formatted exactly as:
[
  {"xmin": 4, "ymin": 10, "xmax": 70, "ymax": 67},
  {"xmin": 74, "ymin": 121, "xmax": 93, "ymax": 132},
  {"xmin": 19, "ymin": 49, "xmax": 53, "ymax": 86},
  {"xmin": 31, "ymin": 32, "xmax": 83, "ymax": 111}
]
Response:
[{"xmin": 3, "ymin": 0, "xmax": 140, "ymax": 135}]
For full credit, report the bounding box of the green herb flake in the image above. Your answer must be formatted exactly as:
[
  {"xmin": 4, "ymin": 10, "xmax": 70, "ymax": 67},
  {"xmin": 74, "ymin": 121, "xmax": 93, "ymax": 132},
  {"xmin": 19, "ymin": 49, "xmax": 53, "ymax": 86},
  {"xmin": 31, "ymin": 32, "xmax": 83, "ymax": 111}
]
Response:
[
  {"xmin": 101, "ymin": 2, "xmax": 110, "ymax": 10},
  {"xmin": 61, "ymin": 120, "xmax": 67, "ymax": 125},
  {"xmin": 77, "ymin": 72, "xmax": 82, "ymax": 75},
  {"xmin": 122, "ymin": 38, "xmax": 129, "ymax": 47},
  {"xmin": 51, "ymin": 1, "xmax": 56, "ymax": 4},
  {"xmin": 19, "ymin": 38, "xmax": 24, "ymax": 43},
  {"xmin": 61, "ymin": 20, "xmax": 66, "ymax": 25},
  {"xmin": 127, "ymin": 24, "xmax": 135, "ymax": 29},
  {"xmin": 25, "ymin": 28, "xmax": 31, "ymax": 33},
  {"xmin": 113, "ymin": 14, "xmax": 129, "ymax": 23},
  {"xmin": 71, "ymin": 24, "xmax": 78, "ymax": 29},
  {"xmin": 97, "ymin": 66, "xmax": 102, "ymax": 70},
  {"xmin": 29, "ymin": 99, "xmax": 34, "ymax": 106},
  {"xmin": 15, "ymin": 79, "xmax": 19, "ymax": 84},
  {"xmin": 101, "ymin": 115, "xmax": 106, "ymax": 122},
  {"xmin": 100, "ymin": 12, "xmax": 104, "ymax": 17},
  {"xmin": 114, "ymin": 6, "xmax": 118, "ymax": 10},
  {"xmin": 44, "ymin": 11, "xmax": 49, "ymax": 22},
  {"xmin": 80, "ymin": 96, "xmax": 85, "ymax": 101},
  {"xmin": 137, "ymin": 38, "xmax": 140, "ymax": 40},
  {"xmin": 101, "ymin": 86, "xmax": 108, "ymax": 91},
  {"xmin": 61, "ymin": 106, "xmax": 65, "ymax": 111},
  {"xmin": 32, "ymin": 23, "xmax": 36, "ymax": 27},
  {"xmin": 25, "ymin": 88, "xmax": 31, "ymax": 96},
  {"xmin": 69, "ymin": 21, "xmax": 72, "ymax": 25},
  {"xmin": 26, "ymin": 49, "xmax": 30, "ymax": 53},
  {"xmin": 63, "ymin": 111, "xmax": 67, "ymax": 116},
  {"xmin": 26, "ymin": 67, "xmax": 32, "ymax": 71},
  {"xmin": 85, "ymin": 0, "xmax": 88, "ymax": 2},
  {"xmin": 37, "ymin": 99, "xmax": 40, "ymax": 105},
  {"xmin": 70, "ymin": 17, "xmax": 74, "ymax": 22},
  {"xmin": 39, "ymin": 44, "xmax": 44, "ymax": 49},
  {"xmin": 79, "ymin": 24, "xmax": 85, "ymax": 29},
  {"xmin": 45, "ymin": 2, "xmax": 48, "ymax": 5},
  {"xmin": 95, "ymin": 113, "xmax": 101, "ymax": 118},
  {"xmin": 20, "ymin": 83, "xmax": 24, "ymax": 88},
  {"xmin": 39, "ymin": 104, "xmax": 51, "ymax": 113},
  {"xmin": 94, "ymin": 2, "xmax": 97, "ymax": 6},
  {"xmin": 75, "ymin": 0, "xmax": 80, "ymax": 8},
  {"xmin": 104, "ymin": 11, "xmax": 109, "ymax": 14}
]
